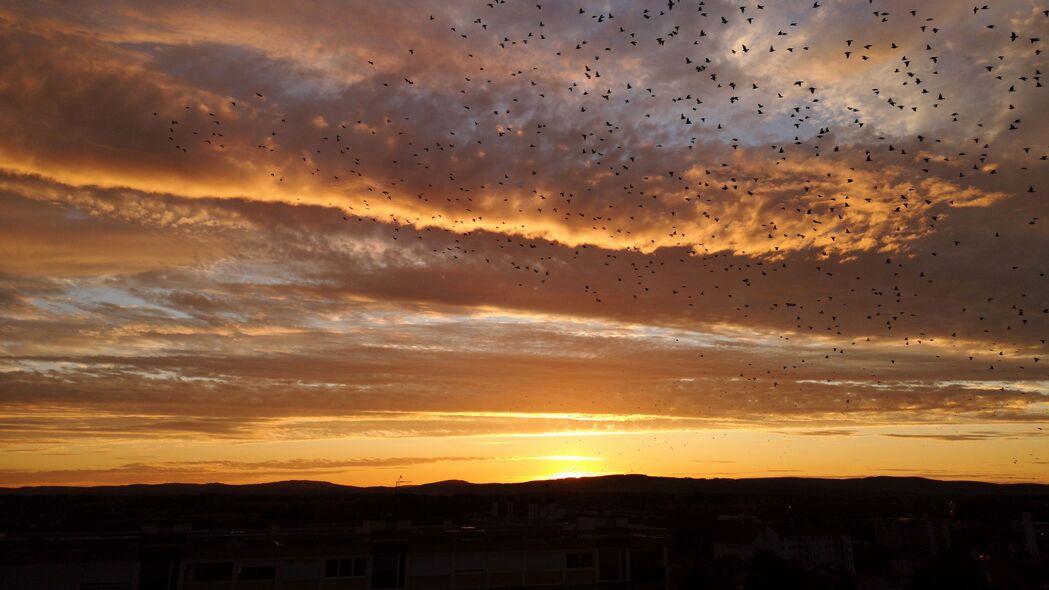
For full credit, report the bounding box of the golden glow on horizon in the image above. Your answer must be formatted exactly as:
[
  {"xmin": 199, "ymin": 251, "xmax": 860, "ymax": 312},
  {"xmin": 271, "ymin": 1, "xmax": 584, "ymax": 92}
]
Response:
[
  {"xmin": 538, "ymin": 469, "xmax": 615, "ymax": 481},
  {"xmin": 532, "ymin": 455, "xmax": 605, "ymax": 462},
  {"xmin": 2, "ymin": 423, "xmax": 1046, "ymax": 487}
]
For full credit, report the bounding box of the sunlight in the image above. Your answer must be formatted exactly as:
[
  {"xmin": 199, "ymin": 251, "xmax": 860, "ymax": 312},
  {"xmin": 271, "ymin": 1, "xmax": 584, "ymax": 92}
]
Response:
[
  {"xmin": 538, "ymin": 468, "xmax": 614, "ymax": 481},
  {"xmin": 534, "ymin": 455, "xmax": 605, "ymax": 462}
]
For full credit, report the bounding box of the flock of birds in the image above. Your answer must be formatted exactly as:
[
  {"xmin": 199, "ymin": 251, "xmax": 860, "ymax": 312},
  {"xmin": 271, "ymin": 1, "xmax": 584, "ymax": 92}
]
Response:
[{"xmin": 152, "ymin": 1, "xmax": 1047, "ymax": 428}]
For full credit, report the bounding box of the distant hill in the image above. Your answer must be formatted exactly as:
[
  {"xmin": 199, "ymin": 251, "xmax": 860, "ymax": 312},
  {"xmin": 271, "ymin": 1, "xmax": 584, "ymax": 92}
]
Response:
[
  {"xmin": 2, "ymin": 474, "xmax": 1047, "ymax": 497},
  {"xmin": 405, "ymin": 475, "xmax": 1049, "ymax": 497},
  {"xmin": 0, "ymin": 479, "xmax": 362, "ymax": 496}
]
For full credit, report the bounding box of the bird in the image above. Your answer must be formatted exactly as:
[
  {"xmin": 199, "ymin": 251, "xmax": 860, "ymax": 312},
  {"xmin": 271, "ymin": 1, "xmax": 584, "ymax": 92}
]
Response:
[{"xmin": 144, "ymin": 0, "xmax": 1048, "ymax": 463}]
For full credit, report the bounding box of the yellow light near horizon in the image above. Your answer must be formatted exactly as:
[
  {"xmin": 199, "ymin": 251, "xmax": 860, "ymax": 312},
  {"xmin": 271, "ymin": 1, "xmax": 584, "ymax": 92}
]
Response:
[{"xmin": 538, "ymin": 467, "xmax": 614, "ymax": 481}]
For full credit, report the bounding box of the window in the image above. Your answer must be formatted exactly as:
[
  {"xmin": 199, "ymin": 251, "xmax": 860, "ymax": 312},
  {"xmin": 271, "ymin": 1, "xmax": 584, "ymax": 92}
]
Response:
[
  {"xmin": 237, "ymin": 565, "xmax": 276, "ymax": 580},
  {"xmin": 325, "ymin": 557, "xmax": 368, "ymax": 578},
  {"xmin": 281, "ymin": 560, "xmax": 324, "ymax": 580},
  {"xmin": 565, "ymin": 552, "xmax": 594, "ymax": 569},
  {"xmin": 191, "ymin": 562, "xmax": 233, "ymax": 582}
]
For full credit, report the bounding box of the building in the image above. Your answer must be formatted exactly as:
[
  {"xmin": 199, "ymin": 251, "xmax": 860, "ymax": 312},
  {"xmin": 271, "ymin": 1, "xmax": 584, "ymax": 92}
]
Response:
[
  {"xmin": 713, "ymin": 525, "xmax": 855, "ymax": 575},
  {"xmin": 873, "ymin": 517, "xmax": 952, "ymax": 581},
  {"xmin": 0, "ymin": 517, "xmax": 668, "ymax": 590}
]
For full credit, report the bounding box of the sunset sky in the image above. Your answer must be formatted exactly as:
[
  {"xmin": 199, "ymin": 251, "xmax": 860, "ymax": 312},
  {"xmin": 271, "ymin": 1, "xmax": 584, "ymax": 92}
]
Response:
[{"xmin": 1, "ymin": 0, "xmax": 1047, "ymax": 487}]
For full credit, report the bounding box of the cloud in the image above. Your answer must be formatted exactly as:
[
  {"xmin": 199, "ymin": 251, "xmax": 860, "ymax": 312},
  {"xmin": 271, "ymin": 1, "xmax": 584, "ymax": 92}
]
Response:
[
  {"xmin": 0, "ymin": 4, "xmax": 1032, "ymax": 259},
  {"xmin": 782, "ymin": 429, "xmax": 856, "ymax": 437},
  {"xmin": 880, "ymin": 430, "xmax": 1047, "ymax": 442},
  {"xmin": 0, "ymin": 0, "xmax": 1045, "ymax": 482},
  {"xmin": 0, "ymin": 456, "xmax": 489, "ymax": 486}
]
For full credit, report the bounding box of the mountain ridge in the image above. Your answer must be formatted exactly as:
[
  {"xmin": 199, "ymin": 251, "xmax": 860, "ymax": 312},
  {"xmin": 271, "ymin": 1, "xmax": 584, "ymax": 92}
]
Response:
[{"xmin": 2, "ymin": 474, "xmax": 1047, "ymax": 496}]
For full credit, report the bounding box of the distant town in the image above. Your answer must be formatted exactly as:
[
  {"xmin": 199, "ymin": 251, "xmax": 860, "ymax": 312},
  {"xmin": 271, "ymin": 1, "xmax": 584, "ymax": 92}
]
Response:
[{"xmin": 1, "ymin": 475, "xmax": 1046, "ymax": 589}]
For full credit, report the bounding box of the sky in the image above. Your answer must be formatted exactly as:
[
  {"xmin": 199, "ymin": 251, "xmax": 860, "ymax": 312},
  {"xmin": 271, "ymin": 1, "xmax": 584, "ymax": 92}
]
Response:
[{"xmin": 0, "ymin": 0, "xmax": 1047, "ymax": 487}]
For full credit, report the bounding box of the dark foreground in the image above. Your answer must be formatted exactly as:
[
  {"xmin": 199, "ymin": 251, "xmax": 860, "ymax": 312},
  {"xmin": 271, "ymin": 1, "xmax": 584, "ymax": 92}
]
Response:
[{"xmin": 1, "ymin": 475, "xmax": 1047, "ymax": 589}]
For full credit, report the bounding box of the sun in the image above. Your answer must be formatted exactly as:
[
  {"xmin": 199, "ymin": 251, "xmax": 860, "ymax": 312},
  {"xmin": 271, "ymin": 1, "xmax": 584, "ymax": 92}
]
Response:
[{"xmin": 539, "ymin": 468, "xmax": 612, "ymax": 481}]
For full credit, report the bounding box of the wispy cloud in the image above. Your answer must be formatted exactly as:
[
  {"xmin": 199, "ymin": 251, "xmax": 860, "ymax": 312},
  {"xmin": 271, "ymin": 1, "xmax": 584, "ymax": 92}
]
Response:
[{"xmin": 0, "ymin": 0, "xmax": 1045, "ymax": 485}]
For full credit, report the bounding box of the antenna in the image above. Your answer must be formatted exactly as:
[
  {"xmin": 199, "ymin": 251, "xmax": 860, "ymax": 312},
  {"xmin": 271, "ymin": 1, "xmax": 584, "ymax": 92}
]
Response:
[{"xmin": 395, "ymin": 475, "xmax": 413, "ymax": 489}]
